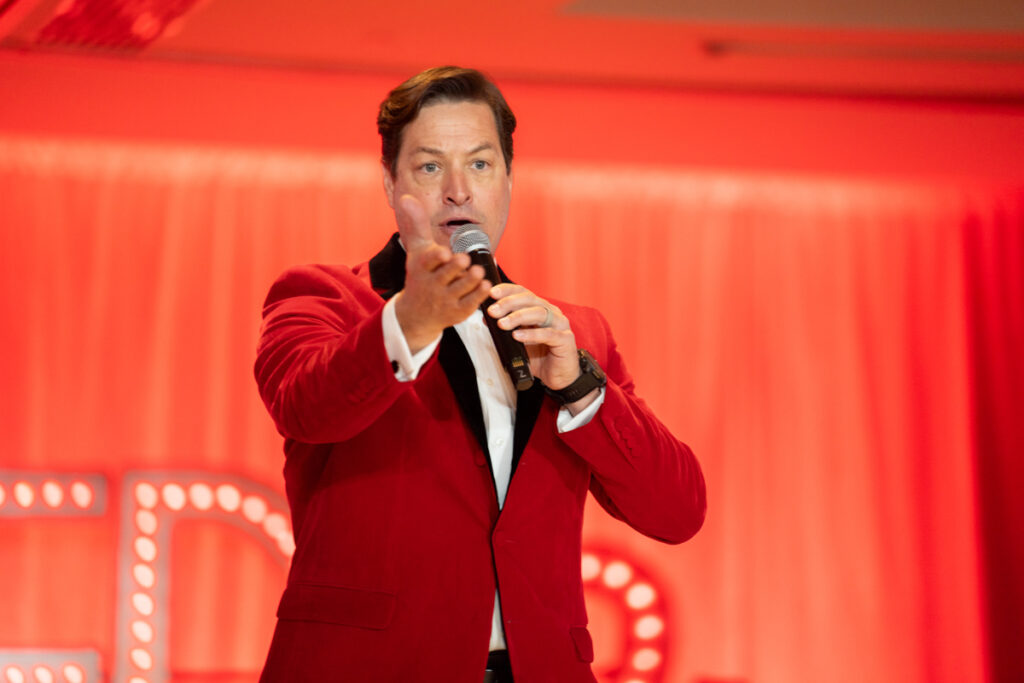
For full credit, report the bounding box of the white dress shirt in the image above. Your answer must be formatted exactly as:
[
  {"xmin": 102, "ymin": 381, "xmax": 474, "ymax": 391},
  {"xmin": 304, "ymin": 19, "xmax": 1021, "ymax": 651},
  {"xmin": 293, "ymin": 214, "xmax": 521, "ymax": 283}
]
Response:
[{"xmin": 380, "ymin": 294, "xmax": 603, "ymax": 651}]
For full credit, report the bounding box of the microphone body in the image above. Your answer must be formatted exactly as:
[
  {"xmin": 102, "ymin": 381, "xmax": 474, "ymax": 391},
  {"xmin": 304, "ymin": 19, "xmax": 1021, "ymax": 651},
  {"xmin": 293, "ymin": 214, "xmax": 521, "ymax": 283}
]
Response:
[{"xmin": 450, "ymin": 227, "xmax": 534, "ymax": 391}]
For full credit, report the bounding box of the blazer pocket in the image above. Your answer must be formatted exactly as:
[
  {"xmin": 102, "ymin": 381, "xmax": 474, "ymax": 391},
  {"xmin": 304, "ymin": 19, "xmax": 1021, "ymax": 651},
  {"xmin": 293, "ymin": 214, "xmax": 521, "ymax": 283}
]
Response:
[
  {"xmin": 570, "ymin": 626, "xmax": 595, "ymax": 662},
  {"xmin": 276, "ymin": 582, "xmax": 396, "ymax": 630}
]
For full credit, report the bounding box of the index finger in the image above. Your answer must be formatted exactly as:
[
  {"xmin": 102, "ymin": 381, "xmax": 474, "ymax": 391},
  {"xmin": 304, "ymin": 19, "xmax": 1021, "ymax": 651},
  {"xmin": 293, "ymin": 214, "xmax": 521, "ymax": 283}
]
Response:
[{"xmin": 489, "ymin": 283, "xmax": 524, "ymax": 300}]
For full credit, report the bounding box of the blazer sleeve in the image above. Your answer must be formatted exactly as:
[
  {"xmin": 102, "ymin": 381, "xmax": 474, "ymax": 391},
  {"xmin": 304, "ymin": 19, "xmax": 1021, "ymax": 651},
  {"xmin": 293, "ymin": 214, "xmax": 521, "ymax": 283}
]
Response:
[
  {"xmin": 253, "ymin": 264, "xmax": 419, "ymax": 445},
  {"xmin": 557, "ymin": 306, "xmax": 707, "ymax": 545}
]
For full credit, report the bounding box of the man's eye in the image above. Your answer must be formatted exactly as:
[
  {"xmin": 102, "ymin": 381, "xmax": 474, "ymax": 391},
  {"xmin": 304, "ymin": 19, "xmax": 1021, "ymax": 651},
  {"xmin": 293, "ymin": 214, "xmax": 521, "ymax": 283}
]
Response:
[
  {"xmin": 472, "ymin": 160, "xmax": 489, "ymax": 170},
  {"xmin": 422, "ymin": 162, "xmax": 439, "ymax": 173}
]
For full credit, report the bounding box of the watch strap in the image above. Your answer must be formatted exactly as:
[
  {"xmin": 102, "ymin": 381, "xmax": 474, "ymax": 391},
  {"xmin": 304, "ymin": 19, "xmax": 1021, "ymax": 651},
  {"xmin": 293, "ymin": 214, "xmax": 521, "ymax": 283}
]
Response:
[{"xmin": 545, "ymin": 349, "xmax": 607, "ymax": 405}]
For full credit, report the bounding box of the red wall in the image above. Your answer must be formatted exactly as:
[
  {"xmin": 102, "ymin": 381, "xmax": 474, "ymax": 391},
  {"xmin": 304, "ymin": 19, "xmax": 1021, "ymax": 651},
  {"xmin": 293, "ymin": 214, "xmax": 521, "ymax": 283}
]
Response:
[{"xmin": 2, "ymin": 50, "xmax": 1022, "ymax": 181}]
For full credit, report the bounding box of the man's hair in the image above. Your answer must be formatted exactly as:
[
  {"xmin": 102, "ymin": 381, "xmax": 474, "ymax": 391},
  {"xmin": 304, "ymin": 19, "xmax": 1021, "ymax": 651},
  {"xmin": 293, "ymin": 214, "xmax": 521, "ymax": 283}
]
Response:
[{"xmin": 377, "ymin": 66, "xmax": 516, "ymax": 177}]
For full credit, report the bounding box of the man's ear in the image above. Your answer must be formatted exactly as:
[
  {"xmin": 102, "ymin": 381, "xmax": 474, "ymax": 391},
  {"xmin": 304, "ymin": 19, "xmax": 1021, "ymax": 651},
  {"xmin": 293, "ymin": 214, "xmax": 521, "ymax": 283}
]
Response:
[{"xmin": 381, "ymin": 163, "xmax": 395, "ymax": 209}]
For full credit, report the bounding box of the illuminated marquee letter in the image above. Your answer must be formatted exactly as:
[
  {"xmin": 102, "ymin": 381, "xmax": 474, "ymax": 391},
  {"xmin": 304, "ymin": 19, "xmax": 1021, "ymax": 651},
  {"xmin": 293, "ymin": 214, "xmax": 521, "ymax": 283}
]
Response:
[
  {"xmin": 113, "ymin": 471, "xmax": 293, "ymax": 683},
  {"xmin": 0, "ymin": 472, "xmax": 107, "ymax": 683},
  {"xmin": 581, "ymin": 547, "xmax": 672, "ymax": 683}
]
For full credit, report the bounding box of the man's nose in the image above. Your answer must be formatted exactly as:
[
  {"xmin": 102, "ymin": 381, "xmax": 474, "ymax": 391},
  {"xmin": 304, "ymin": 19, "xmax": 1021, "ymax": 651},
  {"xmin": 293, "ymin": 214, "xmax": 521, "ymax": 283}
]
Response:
[{"xmin": 444, "ymin": 169, "xmax": 471, "ymax": 205}]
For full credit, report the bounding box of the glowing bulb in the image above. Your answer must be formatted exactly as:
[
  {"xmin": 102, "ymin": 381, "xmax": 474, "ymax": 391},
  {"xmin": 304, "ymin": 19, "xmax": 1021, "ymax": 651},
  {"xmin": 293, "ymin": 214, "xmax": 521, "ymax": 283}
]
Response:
[
  {"xmin": 276, "ymin": 532, "xmax": 296, "ymax": 556},
  {"xmin": 626, "ymin": 583, "xmax": 656, "ymax": 609},
  {"xmin": 242, "ymin": 495, "xmax": 268, "ymax": 523},
  {"xmin": 13, "ymin": 482, "xmax": 34, "ymax": 508},
  {"xmin": 70, "ymin": 481, "xmax": 93, "ymax": 508},
  {"xmin": 62, "ymin": 665, "xmax": 84, "ymax": 683},
  {"xmin": 41, "ymin": 481, "xmax": 63, "ymax": 508},
  {"xmin": 581, "ymin": 553, "xmax": 601, "ymax": 581},
  {"xmin": 161, "ymin": 483, "xmax": 186, "ymax": 511},
  {"xmin": 134, "ymin": 536, "xmax": 157, "ymax": 562},
  {"xmin": 632, "ymin": 648, "xmax": 661, "ymax": 671},
  {"xmin": 602, "ymin": 561, "xmax": 632, "ymax": 588},
  {"xmin": 133, "ymin": 563, "xmax": 156, "ymax": 589},
  {"xmin": 130, "ymin": 648, "xmax": 154, "ymax": 670},
  {"xmin": 188, "ymin": 483, "xmax": 214, "ymax": 510},
  {"xmin": 135, "ymin": 510, "xmax": 158, "ymax": 535},
  {"xmin": 215, "ymin": 484, "xmax": 241, "ymax": 512},
  {"xmin": 135, "ymin": 482, "xmax": 159, "ymax": 509},
  {"xmin": 132, "ymin": 619, "xmax": 154, "ymax": 643},
  {"xmin": 132, "ymin": 592, "xmax": 155, "ymax": 616},
  {"xmin": 634, "ymin": 615, "xmax": 664, "ymax": 639},
  {"xmin": 263, "ymin": 512, "xmax": 289, "ymax": 537},
  {"xmin": 130, "ymin": 12, "xmax": 161, "ymax": 40},
  {"xmin": 32, "ymin": 667, "xmax": 54, "ymax": 683}
]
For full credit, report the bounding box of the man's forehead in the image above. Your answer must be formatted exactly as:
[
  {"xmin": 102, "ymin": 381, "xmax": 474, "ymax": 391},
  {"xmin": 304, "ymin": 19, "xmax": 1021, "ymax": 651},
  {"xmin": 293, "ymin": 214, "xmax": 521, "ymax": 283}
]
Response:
[{"xmin": 402, "ymin": 100, "xmax": 499, "ymax": 143}]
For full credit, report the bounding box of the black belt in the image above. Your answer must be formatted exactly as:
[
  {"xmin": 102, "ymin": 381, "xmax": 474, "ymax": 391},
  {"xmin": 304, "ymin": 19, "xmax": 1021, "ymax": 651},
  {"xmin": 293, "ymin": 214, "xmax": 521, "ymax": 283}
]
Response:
[{"xmin": 483, "ymin": 650, "xmax": 513, "ymax": 683}]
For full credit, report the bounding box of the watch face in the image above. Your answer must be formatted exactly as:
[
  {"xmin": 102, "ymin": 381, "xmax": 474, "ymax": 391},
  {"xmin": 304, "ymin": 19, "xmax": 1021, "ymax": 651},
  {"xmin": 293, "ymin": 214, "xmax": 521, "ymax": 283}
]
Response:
[
  {"xmin": 578, "ymin": 350, "xmax": 607, "ymax": 386},
  {"xmin": 581, "ymin": 350, "xmax": 605, "ymax": 377},
  {"xmin": 545, "ymin": 349, "xmax": 606, "ymax": 404}
]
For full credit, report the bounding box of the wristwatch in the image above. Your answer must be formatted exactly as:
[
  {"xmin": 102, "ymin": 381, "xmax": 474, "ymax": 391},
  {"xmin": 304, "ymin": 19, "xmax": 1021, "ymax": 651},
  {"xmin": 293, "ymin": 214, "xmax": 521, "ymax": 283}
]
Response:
[{"xmin": 545, "ymin": 349, "xmax": 607, "ymax": 404}]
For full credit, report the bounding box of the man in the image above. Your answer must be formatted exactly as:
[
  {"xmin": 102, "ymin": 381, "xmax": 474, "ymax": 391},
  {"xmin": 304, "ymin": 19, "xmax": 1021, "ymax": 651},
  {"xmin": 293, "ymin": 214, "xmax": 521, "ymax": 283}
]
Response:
[{"xmin": 254, "ymin": 66, "xmax": 706, "ymax": 682}]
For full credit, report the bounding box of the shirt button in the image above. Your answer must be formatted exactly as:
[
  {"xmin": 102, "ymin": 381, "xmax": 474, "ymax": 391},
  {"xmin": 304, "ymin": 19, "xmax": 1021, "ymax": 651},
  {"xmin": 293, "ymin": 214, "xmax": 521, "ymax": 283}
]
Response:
[{"xmin": 486, "ymin": 378, "xmax": 494, "ymax": 386}]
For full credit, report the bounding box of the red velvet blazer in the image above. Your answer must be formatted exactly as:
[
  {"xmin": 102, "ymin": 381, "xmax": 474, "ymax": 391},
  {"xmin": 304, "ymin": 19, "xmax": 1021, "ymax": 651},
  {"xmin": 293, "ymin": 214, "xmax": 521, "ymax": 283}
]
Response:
[{"xmin": 254, "ymin": 235, "xmax": 706, "ymax": 682}]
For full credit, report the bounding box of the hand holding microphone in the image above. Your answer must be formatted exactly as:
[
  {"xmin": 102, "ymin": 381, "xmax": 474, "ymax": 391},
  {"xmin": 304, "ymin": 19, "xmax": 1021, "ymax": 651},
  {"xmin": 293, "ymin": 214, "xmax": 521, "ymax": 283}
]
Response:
[{"xmin": 450, "ymin": 226, "xmax": 535, "ymax": 391}]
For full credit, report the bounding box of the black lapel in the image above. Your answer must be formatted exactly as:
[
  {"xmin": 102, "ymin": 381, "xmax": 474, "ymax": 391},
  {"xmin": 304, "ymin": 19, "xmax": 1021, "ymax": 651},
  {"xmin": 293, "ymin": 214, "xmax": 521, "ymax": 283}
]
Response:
[
  {"xmin": 368, "ymin": 232, "xmax": 407, "ymax": 300},
  {"xmin": 366, "ymin": 232, "xmax": 544, "ymax": 478},
  {"xmin": 438, "ymin": 327, "xmax": 490, "ymax": 457},
  {"xmin": 511, "ymin": 382, "xmax": 544, "ymax": 476}
]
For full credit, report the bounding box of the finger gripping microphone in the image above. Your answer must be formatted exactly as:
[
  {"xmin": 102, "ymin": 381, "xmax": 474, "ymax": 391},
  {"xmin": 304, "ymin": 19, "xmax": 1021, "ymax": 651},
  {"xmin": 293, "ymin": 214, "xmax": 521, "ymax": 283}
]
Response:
[{"xmin": 450, "ymin": 226, "xmax": 534, "ymax": 391}]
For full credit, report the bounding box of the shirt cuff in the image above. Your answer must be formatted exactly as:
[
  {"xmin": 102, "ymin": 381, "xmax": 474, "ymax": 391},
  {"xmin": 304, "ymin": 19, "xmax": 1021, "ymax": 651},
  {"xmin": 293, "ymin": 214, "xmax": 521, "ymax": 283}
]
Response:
[
  {"xmin": 556, "ymin": 387, "xmax": 605, "ymax": 433},
  {"xmin": 382, "ymin": 295, "xmax": 441, "ymax": 381}
]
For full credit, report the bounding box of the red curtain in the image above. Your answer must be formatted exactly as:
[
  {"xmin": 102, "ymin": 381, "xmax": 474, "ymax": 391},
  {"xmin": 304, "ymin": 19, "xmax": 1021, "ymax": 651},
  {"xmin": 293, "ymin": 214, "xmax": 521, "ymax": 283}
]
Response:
[{"xmin": 1, "ymin": 134, "xmax": 1020, "ymax": 682}]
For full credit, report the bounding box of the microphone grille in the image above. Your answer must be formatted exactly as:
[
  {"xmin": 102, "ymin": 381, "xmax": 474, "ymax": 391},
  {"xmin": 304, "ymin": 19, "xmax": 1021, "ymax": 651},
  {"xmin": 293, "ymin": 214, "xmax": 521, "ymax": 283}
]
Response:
[{"xmin": 450, "ymin": 226, "xmax": 491, "ymax": 254}]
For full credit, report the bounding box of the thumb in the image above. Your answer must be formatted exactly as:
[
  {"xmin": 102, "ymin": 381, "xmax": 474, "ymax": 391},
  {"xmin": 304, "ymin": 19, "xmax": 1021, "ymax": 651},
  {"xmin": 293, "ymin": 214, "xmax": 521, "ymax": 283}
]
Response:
[{"xmin": 397, "ymin": 194, "xmax": 436, "ymax": 252}]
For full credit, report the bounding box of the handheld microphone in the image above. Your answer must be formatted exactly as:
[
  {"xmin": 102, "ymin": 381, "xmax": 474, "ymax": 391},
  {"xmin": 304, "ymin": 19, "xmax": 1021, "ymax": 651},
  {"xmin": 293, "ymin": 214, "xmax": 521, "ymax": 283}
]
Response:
[{"xmin": 450, "ymin": 226, "xmax": 534, "ymax": 391}]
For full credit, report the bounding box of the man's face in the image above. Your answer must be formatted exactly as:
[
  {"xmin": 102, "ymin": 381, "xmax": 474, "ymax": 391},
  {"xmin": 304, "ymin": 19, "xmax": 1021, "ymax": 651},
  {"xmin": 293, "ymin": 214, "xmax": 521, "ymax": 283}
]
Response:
[{"xmin": 383, "ymin": 99, "xmax": 512, "ymax": 252}]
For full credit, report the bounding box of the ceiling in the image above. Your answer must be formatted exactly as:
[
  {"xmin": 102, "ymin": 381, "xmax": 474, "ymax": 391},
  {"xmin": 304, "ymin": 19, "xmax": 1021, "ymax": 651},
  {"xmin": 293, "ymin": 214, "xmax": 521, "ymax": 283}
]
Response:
[{"xmin": 2, "ymin": 0, "xmax": 1023, "ymax": 98}]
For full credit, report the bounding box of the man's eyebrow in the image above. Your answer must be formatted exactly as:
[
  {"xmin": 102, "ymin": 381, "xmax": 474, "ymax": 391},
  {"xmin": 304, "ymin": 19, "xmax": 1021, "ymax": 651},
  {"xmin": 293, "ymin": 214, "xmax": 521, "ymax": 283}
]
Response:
[{"xmin": 409, "ymin": 143, "xmax": 496, "ymax": 156}]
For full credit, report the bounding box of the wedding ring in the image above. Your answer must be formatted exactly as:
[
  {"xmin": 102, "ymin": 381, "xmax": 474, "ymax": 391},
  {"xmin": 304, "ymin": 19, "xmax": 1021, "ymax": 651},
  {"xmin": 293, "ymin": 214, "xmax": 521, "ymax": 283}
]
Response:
[{"xmin": 540, "ymin": 306, "xmax": 553, "ymax": 328}]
